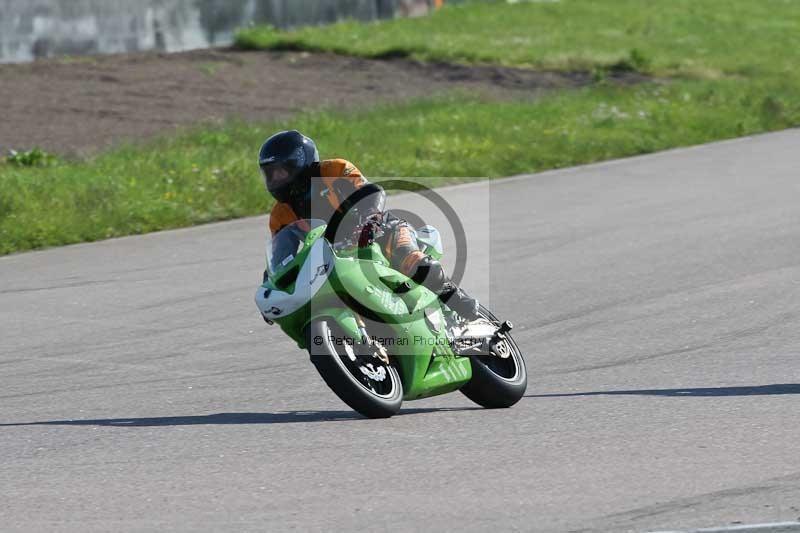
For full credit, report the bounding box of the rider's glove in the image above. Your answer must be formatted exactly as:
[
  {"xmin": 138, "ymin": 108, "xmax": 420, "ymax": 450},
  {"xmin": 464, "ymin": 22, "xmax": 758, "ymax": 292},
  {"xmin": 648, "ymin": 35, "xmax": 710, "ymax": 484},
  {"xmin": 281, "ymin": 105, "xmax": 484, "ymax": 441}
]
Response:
[{"xmin": 355, "ymin": 212, "xmax": 384, "ymax": 248}]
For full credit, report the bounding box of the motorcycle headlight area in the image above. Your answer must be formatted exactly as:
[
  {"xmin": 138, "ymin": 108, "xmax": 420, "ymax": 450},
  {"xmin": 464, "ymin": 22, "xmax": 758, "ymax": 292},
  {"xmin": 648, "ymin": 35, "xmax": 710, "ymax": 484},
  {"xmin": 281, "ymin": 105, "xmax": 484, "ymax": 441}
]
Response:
[{"xmin": 255, "ymin": 239, "xmax": 333, "ymax": 319}]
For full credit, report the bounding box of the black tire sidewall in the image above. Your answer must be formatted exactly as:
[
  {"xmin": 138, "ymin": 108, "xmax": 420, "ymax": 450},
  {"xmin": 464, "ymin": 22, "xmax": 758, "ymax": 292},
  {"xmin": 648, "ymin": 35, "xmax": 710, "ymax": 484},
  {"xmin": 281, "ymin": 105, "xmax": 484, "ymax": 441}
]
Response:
[{"xmin": 460, "ymin": 305, "xmax": 528, "ymax": 408}]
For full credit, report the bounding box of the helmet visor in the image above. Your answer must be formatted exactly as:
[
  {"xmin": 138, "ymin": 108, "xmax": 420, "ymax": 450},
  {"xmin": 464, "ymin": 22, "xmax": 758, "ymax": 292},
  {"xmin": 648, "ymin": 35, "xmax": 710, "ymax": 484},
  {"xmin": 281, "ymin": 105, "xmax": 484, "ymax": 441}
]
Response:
[{"xmin": 261, "ymin": 163, "xmax": 297, "ymax": 192}]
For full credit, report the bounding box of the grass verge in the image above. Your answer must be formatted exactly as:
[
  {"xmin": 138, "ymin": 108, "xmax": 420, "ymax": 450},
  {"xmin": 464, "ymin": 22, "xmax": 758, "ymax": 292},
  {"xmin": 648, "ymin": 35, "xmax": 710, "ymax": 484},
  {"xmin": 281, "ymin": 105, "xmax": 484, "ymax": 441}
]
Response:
[
  {"xmin": 235, "ymin": 0, "xmax": 800, "ymax": 79},
  {"xmin": 2, "ymin": 77, "xmax": 798, "ymax": 256}
]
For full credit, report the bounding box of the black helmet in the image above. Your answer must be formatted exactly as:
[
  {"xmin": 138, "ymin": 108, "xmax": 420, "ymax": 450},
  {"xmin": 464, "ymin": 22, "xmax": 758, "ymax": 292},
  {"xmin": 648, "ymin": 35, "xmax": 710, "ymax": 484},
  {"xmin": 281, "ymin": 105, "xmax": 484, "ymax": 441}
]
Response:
[{"xmin": 258, "ymin": 130, "xmax": 319, "ymax": 202}]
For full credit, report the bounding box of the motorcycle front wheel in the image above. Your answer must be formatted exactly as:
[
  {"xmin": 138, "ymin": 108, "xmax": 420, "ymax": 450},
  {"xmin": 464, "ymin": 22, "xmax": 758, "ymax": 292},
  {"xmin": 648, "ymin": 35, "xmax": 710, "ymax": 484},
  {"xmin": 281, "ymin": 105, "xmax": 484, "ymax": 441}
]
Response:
[
  {"xmin": 460, "ymin": 305, "xmax": 528, "ymax": 408},
  {"xmin": 307, "ymin": 319, "xmax": 403, "ymax": 419}
]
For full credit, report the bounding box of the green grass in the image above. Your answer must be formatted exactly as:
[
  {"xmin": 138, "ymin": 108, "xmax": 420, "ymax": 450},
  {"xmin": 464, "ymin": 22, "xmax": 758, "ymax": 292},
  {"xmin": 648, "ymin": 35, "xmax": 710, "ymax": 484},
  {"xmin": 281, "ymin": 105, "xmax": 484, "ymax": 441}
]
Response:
[
  {"xmin": 2, "ymin": 77, "xmax": 798, "ymax": 255},
  {"xmin": 3, "ymin": 0, "xmax": 800, "ymax": 255},
  {"xmin": 235, "ymin": 0, "xmax": 800, "ymax": 78}
]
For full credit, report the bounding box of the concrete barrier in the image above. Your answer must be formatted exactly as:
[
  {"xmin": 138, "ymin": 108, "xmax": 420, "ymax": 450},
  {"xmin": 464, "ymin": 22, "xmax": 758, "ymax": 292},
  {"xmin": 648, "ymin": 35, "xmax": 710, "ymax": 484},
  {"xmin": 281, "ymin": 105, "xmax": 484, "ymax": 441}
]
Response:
[{"xmin": 0, "ymin": 0, "xmax": 454, "ymax": 63}]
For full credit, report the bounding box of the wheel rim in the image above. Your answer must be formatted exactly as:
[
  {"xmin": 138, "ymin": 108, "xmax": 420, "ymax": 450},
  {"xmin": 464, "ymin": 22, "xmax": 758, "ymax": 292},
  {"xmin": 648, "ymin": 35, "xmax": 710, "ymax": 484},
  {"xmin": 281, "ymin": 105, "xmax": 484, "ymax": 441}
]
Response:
[{"xmin": 327, "ymin": 324, "xmax": 397, "ymax": 398}]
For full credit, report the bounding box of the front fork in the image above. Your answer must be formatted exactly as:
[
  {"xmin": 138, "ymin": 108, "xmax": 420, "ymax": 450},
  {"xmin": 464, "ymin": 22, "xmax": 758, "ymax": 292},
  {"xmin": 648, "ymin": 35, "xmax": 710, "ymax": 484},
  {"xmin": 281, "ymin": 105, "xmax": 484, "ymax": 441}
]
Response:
[{"xmin": 354, "ymin": 313, "xmax": 390, "ymax": 364}]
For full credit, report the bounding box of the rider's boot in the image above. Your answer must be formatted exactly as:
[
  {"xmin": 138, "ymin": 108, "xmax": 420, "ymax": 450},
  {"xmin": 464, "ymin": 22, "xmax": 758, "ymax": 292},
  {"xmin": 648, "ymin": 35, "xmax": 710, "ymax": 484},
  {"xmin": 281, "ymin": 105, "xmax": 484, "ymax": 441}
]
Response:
[
  {"xmin": 408, "ymin": 255, "xmax": 480, "ymax": 321},
  {"xmin": 438, "ymin": 282, "xmax": 481, "ymax": 321}
]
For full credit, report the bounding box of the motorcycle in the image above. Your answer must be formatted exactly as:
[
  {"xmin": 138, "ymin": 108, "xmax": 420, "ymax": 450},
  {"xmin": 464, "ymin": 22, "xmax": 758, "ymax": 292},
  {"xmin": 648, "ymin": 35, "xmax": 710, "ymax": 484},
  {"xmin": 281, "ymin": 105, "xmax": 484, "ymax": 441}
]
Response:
[{"xmin": 255, "ymin": 216, "xmax": 527, "ymax": 418}]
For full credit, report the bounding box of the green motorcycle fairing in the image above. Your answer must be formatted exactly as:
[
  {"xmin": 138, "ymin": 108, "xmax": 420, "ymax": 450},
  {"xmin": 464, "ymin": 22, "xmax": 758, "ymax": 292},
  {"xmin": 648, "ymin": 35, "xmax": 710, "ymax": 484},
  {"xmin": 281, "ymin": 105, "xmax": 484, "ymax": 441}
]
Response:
[{"xmin": 255, "ymin": 220, "xmax": 471, "ymax": 401}]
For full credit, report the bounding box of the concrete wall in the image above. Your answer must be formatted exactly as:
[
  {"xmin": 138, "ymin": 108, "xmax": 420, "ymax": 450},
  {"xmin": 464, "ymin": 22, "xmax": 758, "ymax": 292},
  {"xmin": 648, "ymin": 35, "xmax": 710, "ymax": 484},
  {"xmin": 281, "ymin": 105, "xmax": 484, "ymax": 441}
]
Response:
[{"xmin": 0, "ymin": 0, "xmax": 446, "ymax": 63}]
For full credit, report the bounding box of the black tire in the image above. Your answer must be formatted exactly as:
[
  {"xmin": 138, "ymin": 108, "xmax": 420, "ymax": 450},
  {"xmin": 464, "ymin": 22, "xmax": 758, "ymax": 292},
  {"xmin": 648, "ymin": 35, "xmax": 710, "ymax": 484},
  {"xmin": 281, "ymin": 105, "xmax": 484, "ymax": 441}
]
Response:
[
  {"xmin": 460, "ymin": 305, "xmax": 527, "ymax": 408},
  {"xmin": 307, "ymin": 319, "xmax": 403, "ymax": 419}
]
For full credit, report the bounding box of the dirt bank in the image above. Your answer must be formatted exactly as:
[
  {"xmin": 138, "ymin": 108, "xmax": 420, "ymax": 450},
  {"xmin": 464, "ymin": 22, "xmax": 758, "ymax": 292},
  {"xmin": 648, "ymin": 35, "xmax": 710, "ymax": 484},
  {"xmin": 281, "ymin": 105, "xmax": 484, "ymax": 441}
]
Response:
[{"xmin": 0, "ymin": 48, "xmax": 644, "ymax": 156}]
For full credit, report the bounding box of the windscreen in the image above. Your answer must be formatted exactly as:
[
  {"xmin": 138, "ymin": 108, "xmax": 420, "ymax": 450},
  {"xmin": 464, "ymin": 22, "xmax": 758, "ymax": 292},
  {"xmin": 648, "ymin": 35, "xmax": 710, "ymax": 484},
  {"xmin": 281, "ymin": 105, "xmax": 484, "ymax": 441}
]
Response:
[{"xmin": 267, "ymin": 219, "xmax": 326, "ymax": 274}]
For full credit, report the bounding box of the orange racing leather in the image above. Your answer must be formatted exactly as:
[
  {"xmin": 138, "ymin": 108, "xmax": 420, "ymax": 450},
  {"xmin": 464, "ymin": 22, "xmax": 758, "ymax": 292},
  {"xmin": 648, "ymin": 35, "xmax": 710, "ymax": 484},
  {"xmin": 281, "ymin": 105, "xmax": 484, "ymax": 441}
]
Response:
[{"xmin": 268, "ymin": 159, "xmax": 365, "ymax": 236}]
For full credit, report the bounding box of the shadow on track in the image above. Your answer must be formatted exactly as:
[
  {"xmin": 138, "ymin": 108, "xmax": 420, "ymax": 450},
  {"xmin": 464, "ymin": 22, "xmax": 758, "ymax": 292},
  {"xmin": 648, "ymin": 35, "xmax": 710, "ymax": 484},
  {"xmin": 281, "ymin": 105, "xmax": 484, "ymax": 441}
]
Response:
[
  {"xmin": 526, "ymin": 383, "xmax": 800, "ymax": 398},
  {"xmin": 0, "ymin": 406, "xmax": 481, "ymax": 427}
]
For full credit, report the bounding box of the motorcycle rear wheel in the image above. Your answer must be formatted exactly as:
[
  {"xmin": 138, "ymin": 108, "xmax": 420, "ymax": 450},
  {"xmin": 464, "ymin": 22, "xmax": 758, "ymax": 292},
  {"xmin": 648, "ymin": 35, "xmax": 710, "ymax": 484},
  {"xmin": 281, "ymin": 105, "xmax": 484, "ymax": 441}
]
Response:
[
  {"xmin": 307, "ymin": 319, "xmax": 403, "ymax": 419},
  {"xmin": 460, "ymin": 305, "xmax": 528, "ymax": 408}
]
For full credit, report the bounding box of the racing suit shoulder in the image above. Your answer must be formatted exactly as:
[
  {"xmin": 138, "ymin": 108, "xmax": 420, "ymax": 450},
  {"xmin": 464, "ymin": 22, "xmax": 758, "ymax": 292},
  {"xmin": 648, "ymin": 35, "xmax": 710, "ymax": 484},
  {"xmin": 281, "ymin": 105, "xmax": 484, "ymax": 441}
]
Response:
[
  {"xmin": 269, "ymin": 201, "xmax": 298, "ymax": 236},
  {"xmin": 320, "ymin": 159, "xmax": 366, "ymax": 188}
]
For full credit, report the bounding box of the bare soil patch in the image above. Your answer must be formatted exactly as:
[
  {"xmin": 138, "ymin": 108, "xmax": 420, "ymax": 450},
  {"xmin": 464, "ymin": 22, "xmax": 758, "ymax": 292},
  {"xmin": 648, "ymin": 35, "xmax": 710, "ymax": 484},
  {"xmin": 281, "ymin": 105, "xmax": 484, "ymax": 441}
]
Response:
[{"xmin": 0, "ymin": 48, "xmax": 645, "ymax": 156}]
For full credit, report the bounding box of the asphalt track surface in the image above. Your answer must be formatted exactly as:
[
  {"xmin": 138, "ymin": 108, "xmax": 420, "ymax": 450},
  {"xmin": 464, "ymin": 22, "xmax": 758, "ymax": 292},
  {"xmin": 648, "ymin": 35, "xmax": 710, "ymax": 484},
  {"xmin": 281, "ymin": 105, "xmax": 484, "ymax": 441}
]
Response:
[{"xmin": 2, "ymin": 130, "xmax": 799, "ymax": 532}]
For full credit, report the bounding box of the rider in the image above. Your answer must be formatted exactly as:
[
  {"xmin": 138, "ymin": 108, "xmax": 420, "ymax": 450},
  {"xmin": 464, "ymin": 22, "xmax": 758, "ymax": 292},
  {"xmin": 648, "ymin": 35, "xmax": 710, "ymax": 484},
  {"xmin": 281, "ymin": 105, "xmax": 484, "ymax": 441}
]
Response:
[{"xmin": 258, "ymin": 130, "xmax": 480, "ymax": 321}]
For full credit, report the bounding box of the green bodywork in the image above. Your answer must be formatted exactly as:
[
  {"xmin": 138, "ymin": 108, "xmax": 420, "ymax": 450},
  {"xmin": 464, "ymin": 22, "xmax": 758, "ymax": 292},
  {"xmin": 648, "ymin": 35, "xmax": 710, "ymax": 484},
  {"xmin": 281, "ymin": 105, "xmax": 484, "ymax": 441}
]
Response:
[{"xmin": 261, "ymin": 224, "xmax": 472, "ymax": 401}]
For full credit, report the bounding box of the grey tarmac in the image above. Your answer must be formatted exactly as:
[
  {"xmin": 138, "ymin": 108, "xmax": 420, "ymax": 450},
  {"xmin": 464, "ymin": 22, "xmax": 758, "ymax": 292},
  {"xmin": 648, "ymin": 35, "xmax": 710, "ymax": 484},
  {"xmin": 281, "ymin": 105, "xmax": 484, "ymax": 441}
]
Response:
[{"xmin": 1, "ymin": 130, "xmax": 799, "ymax": 532}]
